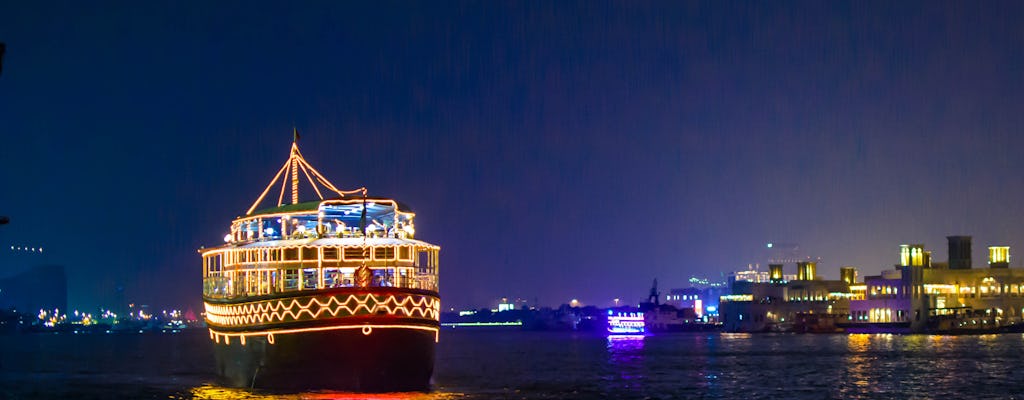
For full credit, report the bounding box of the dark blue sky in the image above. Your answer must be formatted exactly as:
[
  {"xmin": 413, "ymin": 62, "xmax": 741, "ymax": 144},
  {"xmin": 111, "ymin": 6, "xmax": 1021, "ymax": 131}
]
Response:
[{"xmin": 2, "ymin": 2, "xmax": 1024, "ymax": 311}]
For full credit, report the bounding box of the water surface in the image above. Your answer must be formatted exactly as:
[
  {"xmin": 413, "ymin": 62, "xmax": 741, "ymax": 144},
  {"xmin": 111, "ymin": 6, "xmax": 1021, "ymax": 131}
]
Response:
[{"xmin": 2, "ymin": 329, "xmax": 1023, "ymax": 399}]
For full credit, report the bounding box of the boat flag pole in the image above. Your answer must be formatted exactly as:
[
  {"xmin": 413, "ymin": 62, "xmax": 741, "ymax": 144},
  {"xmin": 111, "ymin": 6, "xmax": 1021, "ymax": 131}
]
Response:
[{"xmin": 291, "ymin": 128, "xmax": 300, "ymax": 205}]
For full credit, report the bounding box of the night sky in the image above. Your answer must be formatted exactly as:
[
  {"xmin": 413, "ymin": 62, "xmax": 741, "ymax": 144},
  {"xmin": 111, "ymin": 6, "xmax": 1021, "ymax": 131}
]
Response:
[{"xmin": 2, "ymin": 2, "xmax": 1024, "ymax": 311}]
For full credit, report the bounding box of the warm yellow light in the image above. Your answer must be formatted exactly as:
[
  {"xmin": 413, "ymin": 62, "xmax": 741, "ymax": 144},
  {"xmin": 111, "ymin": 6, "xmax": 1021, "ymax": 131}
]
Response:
[
  {"xmin": 208, "ymin": 323, "xmax": 440, "ymax": 345},
  {"xmin": 989, "ymin": 246, "xmax": 1010, "ymax": 264},
  {"xmin": 923, "ymin": 284, "xmax": 956, "ymax": 293},
  {"xmin": 720, "ymin": 294, "xmax": 754, "ymax": 302},
  {"xmin": 204, "ymin": 293, "xmax": 440, "ymax": 327}
]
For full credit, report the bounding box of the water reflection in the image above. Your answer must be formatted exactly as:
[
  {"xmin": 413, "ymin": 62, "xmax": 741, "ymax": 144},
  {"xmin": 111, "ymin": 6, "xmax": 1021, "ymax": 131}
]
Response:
[
  {"xmin": 605, "ymin": 335, "xmax": 646, "ymax": 390},
  {"xmin": 189, "ymin": 385, "xmax": 461, "ymax": 400},
  {"xmin": 841, "ymin": 334, "xmax": 872, "ymax": 396}
]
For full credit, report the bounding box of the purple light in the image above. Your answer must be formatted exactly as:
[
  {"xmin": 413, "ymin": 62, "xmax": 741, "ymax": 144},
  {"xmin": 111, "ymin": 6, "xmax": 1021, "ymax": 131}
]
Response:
[{"xmin": 607, "ymin": 312, "xmax": 645, "ymax": 334}]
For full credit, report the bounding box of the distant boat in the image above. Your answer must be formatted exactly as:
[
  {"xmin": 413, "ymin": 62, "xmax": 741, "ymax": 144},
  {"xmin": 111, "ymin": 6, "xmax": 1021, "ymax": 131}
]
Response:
[
  {"xmin": 200, "ymin": 134, "xmax": 440, "ymax": 391},
  {"xmin": 607, "ymin": 310, "xmax": 645, "ymax": 335}
]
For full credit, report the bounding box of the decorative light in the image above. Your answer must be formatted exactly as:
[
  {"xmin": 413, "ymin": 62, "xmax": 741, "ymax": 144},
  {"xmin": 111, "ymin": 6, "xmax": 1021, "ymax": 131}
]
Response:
[
  {"xmin": 608, "ymin": 312, "xmax": 645, "ymax": 334},
  {"xmin": 209, "ymin": 323, "xmax": 439, "ymax": 345},
  {"xmin": 223, "ymin": 234, "xmax": 232, "ymax": 243},
  {"xmin": 204, "ymin": 292, "xmax": 440, "ymax": 327}
]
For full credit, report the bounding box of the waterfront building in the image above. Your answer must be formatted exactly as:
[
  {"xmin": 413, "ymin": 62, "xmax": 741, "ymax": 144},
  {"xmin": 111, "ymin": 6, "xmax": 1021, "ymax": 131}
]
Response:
[
  {"xmin": 989, "ymin": 246, "xmax": 1010, "ymax": 268},
  {"xmin": 720, "ymin": 263, "xmax": 850, "ymax": 332},
  {"xmin": 948, "ymin": 236, "xmax": 972, "ymax": 269},
  {"xmin": 665, "ymin": 284, "xmax": 729, "ymax": 320},
  {"xmin": 729, "ymin": 264, "xmax": 796, "ymax": 284},
  {"xmin": 847, "ymin": 236, "xmax": 1024, "ymax": 333},
  {"xmin": 839, "ymin": 266, "xmax": 858, "ymax": 285}
]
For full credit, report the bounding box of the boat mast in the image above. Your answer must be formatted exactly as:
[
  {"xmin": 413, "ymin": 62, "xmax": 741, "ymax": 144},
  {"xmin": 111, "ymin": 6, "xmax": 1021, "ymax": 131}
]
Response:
[
  {"xmin": 244, "ymin": 130, "xmax": 367, "ymax": 216},
  {"xmin": 291, "ymin": 128, "xmax": 300, "ymax": 205}
]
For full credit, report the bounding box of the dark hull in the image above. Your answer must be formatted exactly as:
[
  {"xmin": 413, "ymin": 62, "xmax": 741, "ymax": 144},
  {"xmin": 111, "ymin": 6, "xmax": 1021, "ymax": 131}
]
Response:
[
  {"xmin": 204, "ymin": 287, "xmax": 440, "ymax": 392},
  {"xmin": 212, "ymin": 327, "xmax": 435, "ymax": 391}
]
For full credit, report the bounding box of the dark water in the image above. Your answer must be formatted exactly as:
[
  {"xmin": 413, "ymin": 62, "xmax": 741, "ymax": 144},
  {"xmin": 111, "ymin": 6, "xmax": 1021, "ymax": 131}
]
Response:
[{"xmin": 2, "ymin": 329, "xmax": 1024, "ymax": 399}]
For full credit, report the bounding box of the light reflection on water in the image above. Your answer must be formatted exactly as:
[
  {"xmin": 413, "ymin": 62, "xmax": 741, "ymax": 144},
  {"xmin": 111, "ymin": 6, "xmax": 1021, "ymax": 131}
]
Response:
[
  {"xmin": 188, "ymin": 385, "xmax": 462, "ymax": 400},
  {"xmin": 605, "ymin": 335, "xmax": 646, "ymax": 389},
  {"xmin": 5, "ymin": 329, "xmax": 1024, "ymax": 399}
]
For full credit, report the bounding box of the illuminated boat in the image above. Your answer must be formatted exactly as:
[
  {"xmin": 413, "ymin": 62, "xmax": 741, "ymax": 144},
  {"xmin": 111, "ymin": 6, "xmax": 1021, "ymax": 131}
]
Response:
[
  {"xmin": 200, "ymin": 134, "xmax": 440, "ymax": 391},
  {"xmin": 607, "ymin": 310, "xmax": 645, "ymax": 335}
]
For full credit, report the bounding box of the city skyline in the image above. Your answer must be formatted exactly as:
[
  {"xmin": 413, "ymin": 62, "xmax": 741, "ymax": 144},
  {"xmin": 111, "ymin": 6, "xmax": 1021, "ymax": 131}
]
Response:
[{"xmin": 3, "ymin": 2, "xmax": 1024, "ymax": 311}]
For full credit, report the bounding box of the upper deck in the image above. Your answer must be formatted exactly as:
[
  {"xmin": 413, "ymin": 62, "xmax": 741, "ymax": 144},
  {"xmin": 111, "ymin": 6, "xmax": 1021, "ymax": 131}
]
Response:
[{"xmin": 201, "ymin": 135, "xmax": 440, "ymax": 300}]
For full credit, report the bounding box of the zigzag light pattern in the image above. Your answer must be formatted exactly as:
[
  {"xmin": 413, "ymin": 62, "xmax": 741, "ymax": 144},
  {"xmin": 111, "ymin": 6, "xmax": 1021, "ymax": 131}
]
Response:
[{"xmin": 205, "ymin": 292, "xmax": 440, "ymax": 327}]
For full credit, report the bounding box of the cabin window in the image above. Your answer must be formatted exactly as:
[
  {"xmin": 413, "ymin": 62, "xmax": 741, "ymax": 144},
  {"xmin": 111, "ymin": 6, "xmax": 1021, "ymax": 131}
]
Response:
[
  {"xmin": 417, "ymin": 251, "xmax": 429, "ymax": 273},
  {"xmin": 284, "ymin": 248, "xmax": 299, "ymax": 261},
  {"xmin": 374, "ymin": 247, "xmax": 395, "ymax": 260},
  {"xmin": 323, "ymin": 268, "xmax": 339, "ymax": 287},
  {"xmin": 344, "ymin": 247, "xmax": 366, "ymax": 261},
  {"xmin": 323, "ymin": 247, "xmax": 339, "ymax": 261},
  {"xmin": 302, "ymin": 247, "xmax": 317, "ymax": 261},
  {"xmin": 283, "ymin": 269, "xmax": 299, "ymax": 291},
  {"xmin": 399, "ymin": 246, "xmax": 411, "ymax": 261},
  {"xmin": 302, "ymin": 268, "xmax": 318, "ymax": 290}
]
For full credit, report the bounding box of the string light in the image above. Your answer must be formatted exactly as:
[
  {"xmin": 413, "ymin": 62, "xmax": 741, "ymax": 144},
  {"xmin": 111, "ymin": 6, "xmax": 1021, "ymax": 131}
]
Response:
[
  {"xmin": 246, "ymin": 135, "xmax": 368, "ymax": 216},
  {"xmin": 204, "ymin": 292, "xmax": 440, "ymax": 326},
  {"xmin": 208, "ymin": 323, "xmax": 440, "ymax": 345}
]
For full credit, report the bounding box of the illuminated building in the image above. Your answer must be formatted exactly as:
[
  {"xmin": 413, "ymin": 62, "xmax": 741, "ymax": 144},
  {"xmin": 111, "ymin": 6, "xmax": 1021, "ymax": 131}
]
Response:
[
  {"xmin": 200, "ymin": 134, "xmax": 440, "ymax": 391},
  {"xmin": 665, "ymin": 285, "xmax": 727, "ymax": 321},
  {"xmin": 729, "ymin": 264, "xmax": 796, "ymax": 284},
  {"xmin": 839, "ymin": 266, "xmax": 858, "ymax": 285},
  {"xmin": 723, "ymin": 237, "xmax": 1024, "ymax": 334},
  {"xmin": 899, "ymin": 244, "xmax": 930, "ymax": 267},
  {"xmin": 720, "ymin": 260, "xmax": 850, "ymax": 333},
  {"xmin": 989, "ymin": 246, "xmax": 1010, "ymax": 268},
  {"xmin": 769, "ymin": 264, "xmax": 784, "ymax": 283},
  {"xmin": 796, "ymin": 261, "xmax": 816, "ymax": 281},
  {"xmin": 847, "ymin": 238, "xmax": 1024, "ymax": 333}
]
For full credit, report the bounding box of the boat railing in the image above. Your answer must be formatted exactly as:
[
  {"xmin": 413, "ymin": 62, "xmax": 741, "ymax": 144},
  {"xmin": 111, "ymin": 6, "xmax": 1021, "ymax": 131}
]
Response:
[
  {"xmin": 203, "ymin": 270, "xmax": 438, "ymax": 299},
  {"xmin": 232, "ymin": 228, "xmax": 413, "ymax": 244},
  {"xmin": 203, "ymin": 276, "xmax": 234, "ymax": 299}
]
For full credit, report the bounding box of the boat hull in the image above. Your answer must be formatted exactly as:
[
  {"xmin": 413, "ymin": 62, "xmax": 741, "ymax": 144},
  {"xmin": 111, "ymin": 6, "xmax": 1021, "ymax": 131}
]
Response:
[
  {"xmin": 211, "ymin": 326, "xmax": 436, "ymax": 391},
  {"xmin": 204, "ymin": 288, "xmax": 440, "ymax": 391}
]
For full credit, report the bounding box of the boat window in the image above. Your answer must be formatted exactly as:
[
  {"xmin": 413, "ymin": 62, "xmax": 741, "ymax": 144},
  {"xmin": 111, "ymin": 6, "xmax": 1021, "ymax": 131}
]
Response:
[
  {"xmin": 344, "ymin": 247, "xmax": 366, "ymax": 261},
  {"xmin": 302, "ymin": 268, "xmax": 318, "ymax": 290},
  {"xmin": 417, "ymin": 251, "xmax": 428, "ymax": 271},
  {"xmin": 283, "ymin": 269, "xmax": 298, "ymax": 291},
  {"xmin": 323, "ymin": 247, "xmax": 339, "ymax": 261},
  {"xmin": 374, "ymin": 247, "xmax": 395, "ymax": 260},
  {"xmin": 284, "ymin": 248, "xmax": 299, "ymax": 261},
  {"xmin": 323, "ymin": 268, "xmax": 339, "ymax": 287},
  {"xmin": 302, "ymin": 247, "xmax": 317, "ymax": 261},
  {"xmin": 399, "ymin": 246, "xmax": 411, "ymax": 261}
]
